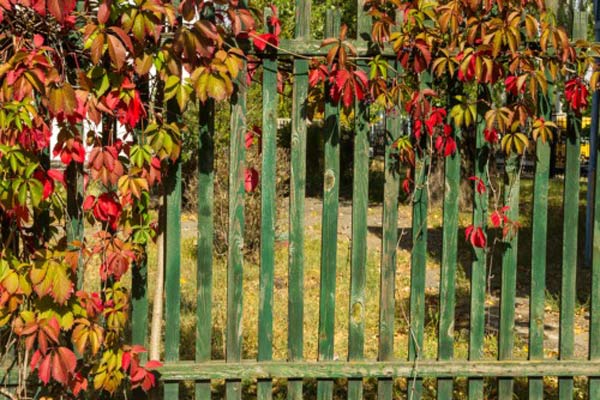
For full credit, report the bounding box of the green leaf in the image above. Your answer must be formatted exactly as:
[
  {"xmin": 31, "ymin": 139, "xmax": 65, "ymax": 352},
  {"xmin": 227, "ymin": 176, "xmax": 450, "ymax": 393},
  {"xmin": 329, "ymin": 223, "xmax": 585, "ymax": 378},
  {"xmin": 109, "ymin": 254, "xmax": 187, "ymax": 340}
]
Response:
[{"xmin": 28, "ymin": 179, "xmax": 44, "ymax": 207}]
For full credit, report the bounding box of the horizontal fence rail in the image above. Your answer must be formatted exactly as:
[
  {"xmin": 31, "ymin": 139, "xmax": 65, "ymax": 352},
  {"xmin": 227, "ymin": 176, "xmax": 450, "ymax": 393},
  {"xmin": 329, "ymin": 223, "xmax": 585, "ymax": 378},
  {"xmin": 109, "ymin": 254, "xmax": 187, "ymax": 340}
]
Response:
[{"xmin": 157, "ymin": 360, "xmax": 600, "ymax": 380}]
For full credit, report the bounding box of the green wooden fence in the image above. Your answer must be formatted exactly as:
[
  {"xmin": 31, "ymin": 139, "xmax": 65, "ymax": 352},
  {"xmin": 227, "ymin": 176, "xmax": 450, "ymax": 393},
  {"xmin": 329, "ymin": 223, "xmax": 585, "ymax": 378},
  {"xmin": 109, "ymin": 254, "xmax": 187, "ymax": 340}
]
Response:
[{"xmin": 126, "ymin": 1, "xmax": 600, "ymax": 399}]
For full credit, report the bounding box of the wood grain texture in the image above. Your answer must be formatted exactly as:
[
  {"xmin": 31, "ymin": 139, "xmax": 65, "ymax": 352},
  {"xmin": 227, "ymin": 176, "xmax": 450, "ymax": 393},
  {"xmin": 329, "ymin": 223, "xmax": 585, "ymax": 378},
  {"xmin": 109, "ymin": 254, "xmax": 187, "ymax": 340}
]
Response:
[
  {"xmin": 317, "ymin": 10, "xmax": 341, "ymax": 400},
  {"xmin": 196, "ymin": 98, "xmax": 215, "ymax": 400},
  {"xmin": 226, "ymin": 62, "xmax": 247, "ymax": 400},
  {"xmin": 164, "ymin": 158, "xmax": 182, "ymax": 400},
  {"xmin": 497, "ymin": 153, "xmax": 520, "ymax": 400},
  {"xmin": 157, "ymin": 360, "xmax": 600, "ymax": 380},
  {"xmin": 408, "ymin": 72, "xmax": 433, "ymax": 400},
  {"xmin": 377, "ymin": 75, "xmax": 400, "ymax": 400},
  {"xmin": 288, "ymin": 3, "xmax": 311, "ymax": 400},
  {"xmin": 528, "ymin": 87, "xmax": 553, "ymax": 400},
  {"xmin": 258, "ymin": 12, "xmax": 278, "ymax": 397},
  {"xmin": 437, "ymin": 126, "xmax": 460, "ymax": 400},
  {"xmin": 348, "ymin": 4, "xmax": 371, "ymax": 399},
  {"xmin": 468, "ymin": 91, "xmax": 489, "ymax": 400},
  {"xmin": 558, "ymin": 116, "xmax": 580, "ymax": 400}
]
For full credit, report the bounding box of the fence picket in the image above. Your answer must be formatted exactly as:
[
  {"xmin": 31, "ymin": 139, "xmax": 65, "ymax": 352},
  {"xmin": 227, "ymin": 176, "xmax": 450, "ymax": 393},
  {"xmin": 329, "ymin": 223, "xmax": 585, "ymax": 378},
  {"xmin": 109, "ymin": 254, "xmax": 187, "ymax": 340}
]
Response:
[
  {"xmin": 377, "ymin": 87, "xmax": 401, "ymax": 400},
  {"xmin": 288, "ymin": 2, "xmax": 311, "ymax": 399},
  {"xmin": 558, "ymin": 115, "xmax": 581, "ymax": 399},
  {"xmin": 528, "ymin": 88, "xmax": 553, "ymax": 400},
  {"xmin": 164, "ymin": 157, "xmax": 182, "ymax": 399},
  {"xmin": 348, "ymin": 1, "xmax": 371, "ymax": 393},
  {"xmin": 226, "ymin": 64, "xmax": 247, "ymax": 400},
  {"xmin": 196, "ymin": 99, "xmax": 215, "ymax": 400},
  {"xmin": 436, "ymin": 88, "xmax": 461, "ymax": 399},
  {"xmin": 590, "ymin": 92, "xmax": 600, "ymax": 398},
  {"xmin": 468, "ymin": 94, "xmax": 489, "ymax": 400},
  {"xmin": 317, "ymin": 10, "xmax": 341, "ymax": 400},
  {"xmin": 408, "ymin": 75, "xmax": 432, "ymax": 400},
  {"xmin": 498, "ymin": 153, "xmax": 520, "ymax": 399},
  {"xmin": 132, "ymin": 258, "xmax": 148, "ymax": 348},
  {"xmin": 258, "ymin": 12, "xmax": 279, "ymax": 398}
]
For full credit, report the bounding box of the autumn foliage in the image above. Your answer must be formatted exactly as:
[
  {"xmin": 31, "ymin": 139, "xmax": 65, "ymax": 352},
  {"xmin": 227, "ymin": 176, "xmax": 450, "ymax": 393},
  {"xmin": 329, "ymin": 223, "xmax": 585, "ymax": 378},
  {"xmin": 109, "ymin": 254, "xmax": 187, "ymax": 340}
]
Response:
[
  {"xmin": 308, "ymin": 0, "xmax": 597, "ymax": 247},
  {"xmin": 0, "ymin": 0, "xmax": 596, "ymax": 398},
  {"xmin": 0, "ymin": 0, "xmax": 258, "ymax": 397}
]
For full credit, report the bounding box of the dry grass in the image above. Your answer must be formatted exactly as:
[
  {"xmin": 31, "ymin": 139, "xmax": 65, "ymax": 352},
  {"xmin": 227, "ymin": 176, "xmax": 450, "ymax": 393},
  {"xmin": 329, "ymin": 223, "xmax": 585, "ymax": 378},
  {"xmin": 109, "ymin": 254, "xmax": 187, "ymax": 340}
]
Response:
[{"xmin": 78, "ymin": 173, "xmax": 592, "ymax": 398}]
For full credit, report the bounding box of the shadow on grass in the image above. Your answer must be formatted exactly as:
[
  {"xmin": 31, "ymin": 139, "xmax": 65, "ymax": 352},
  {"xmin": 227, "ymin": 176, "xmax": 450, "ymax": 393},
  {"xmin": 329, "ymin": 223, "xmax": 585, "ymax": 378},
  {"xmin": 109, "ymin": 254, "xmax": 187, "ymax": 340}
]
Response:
[{"xmin": 366, "ymin": 200, "xmax": 591, "ymax": 308}]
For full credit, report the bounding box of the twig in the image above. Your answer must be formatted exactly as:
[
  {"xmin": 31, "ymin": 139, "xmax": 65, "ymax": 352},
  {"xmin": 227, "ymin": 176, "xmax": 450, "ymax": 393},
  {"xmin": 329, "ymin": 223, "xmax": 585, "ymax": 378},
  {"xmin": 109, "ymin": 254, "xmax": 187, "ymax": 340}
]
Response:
[{"xmin": 0, "ymin": 387, "xmax": 17, "ymax": 400}]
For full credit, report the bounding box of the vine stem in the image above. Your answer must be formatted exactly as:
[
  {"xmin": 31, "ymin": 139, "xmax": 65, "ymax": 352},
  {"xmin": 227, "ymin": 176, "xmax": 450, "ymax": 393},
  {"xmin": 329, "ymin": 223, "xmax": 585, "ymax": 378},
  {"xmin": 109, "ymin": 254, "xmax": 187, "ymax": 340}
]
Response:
[{"xmin": 0, "ymin": 387, "xmax": 17, "ymax": 400}]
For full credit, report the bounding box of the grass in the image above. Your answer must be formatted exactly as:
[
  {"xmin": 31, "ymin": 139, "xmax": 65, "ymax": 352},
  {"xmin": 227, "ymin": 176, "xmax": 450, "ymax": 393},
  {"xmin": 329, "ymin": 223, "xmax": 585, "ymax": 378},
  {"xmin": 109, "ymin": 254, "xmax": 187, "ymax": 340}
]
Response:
[{"xmin": 78, "ymin": 166, "xmax": 594, "ymax": 398}]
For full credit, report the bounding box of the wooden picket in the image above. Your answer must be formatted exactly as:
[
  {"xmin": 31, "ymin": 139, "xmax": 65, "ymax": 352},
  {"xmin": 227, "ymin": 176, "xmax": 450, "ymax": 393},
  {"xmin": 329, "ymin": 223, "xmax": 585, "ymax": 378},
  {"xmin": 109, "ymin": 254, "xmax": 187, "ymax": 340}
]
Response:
[{"xmin": 122, "ymin": 1, "xmax": 600, "ymax": 399}]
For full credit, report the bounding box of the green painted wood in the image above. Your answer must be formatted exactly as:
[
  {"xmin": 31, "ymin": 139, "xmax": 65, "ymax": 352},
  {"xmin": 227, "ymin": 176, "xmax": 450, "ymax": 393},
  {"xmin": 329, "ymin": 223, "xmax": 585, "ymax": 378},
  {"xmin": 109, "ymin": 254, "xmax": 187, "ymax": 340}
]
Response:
[
  {"xmin": 164, "ymin": 157, "xmax": 182, "ymax": 400},
  {"xmin": 349, "ymin": 3, "xmax": 371, "ymax": 400},
  {"xmin": 317, "ymin": 10, "xmax": 341, "ymax": 400},
  {"xmin": 437, "ymin": 93, "xmax": 461, "ymax": 400},
  {"xmin": 497, "ymin": 152, "xmax": 520, "ymax": 400},
  {"xmin": 528, "ymin": 87, "xmax": 553, "ymax": 400},
  {"xmin": 225, "ymin": 6, "xmax": 248, "ymax": 397},
  {"xmin": 288, "ymin": 2, "xmax": 310, "ymax": 400},
  {"xmin": 131, "ymin": 256, "xmax": 148, "ymax": 348},
  {"xmin": 226, "ymin": 61, "xmax": 247, "ymax": 400},
  {"xmin": 558, "ymin": 115, "xmax": 581, "ymax": 400},
  {"xmin": 408, "ymin": 150, "xmax": 428, "ymax": 400},
  {"xmin": 195, "ymin": 98, "xmax": 215, "ymax": 400},
  {"xmin": 158, "ymin": 359, "xmax": 600, "ymax": 380},
  {"xmin": 468, "ymin": 88, "xmax": 489, "ymax": 400},
  {"xmin": 65, "ymin": 162, "xmax": 84, "ymax": 289},
  {"xmin": 377, "ymin": 77, "xmax": 401, "ymax": 400},
  {"xmin": 590, "ymin": 94, "xmax": 600, "ymax": 399},
  {"xmin": 258, "ymin": 9, "xmax": 278, "ymax": 399},
  {"xmin": 408, "ymin": 73, "xmax": 432, "ymax": 400}
]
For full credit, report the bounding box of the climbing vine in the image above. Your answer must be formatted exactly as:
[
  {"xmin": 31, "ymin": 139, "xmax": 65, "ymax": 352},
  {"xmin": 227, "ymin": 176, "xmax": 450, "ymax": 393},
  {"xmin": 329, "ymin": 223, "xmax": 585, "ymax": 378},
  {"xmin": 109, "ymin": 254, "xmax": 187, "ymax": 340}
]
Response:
[
  {"xmin": 0, "ymin": 0, "xmax": 258, "ymax": 398},
  {"xmin": 307, "ymin": 0, "xmax": 598, "ymax": 248},
  {"xmin": 0, "ymin": 0, "xmax": 597, "ymax": 398}
]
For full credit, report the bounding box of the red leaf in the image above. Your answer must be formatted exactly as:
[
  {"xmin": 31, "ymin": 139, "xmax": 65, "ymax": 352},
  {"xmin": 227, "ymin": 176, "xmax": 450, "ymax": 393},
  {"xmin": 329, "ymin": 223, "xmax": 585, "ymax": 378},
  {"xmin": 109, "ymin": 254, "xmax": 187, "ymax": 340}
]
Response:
[
  {"xmin": 122, "ymin": 350, "xmax": 132, "ymax": 371},
  {"xmin": 83, "ymin": 195, "xmax": 96, "ymax": 211},
  {"xmin": 244, "ymin": 168, "xmax": 259, "ymax": 192},
  {"xmin": 52, "ymin": 347, "xmax": 77, "ymax": 384},
  {"xmin": 47, "ymin": 0, "xmax": 64, "ymax": 22},
  {"xmin": 425, "ymin": 107, "xmax": 447, "ymax": 135},
  {"xmin": 145, "ymin": 360, "xmax": 162, "ymax": 369},
  {"xmin": 565, "ymin": 78, "xmax": 589, "ymax": 114},
  {"xmin": 33, "ymin": 34, "xmax": 45, "ymax": 47},
  {"xmin": 490, "ymin": 206, "xmax": 510, "ymax": 228},
  {"xmin": 98, "ymin": 0, "xmax": 110, "ymax": 24},
  {"xmin": 505, "ymin": 75, "xmax": 522, "ymax": 96},
  {"xmin": 253, "ymin": 32, "xmax": 278, "ymax": 52},
  {"xmin": 434, "ymin": 125, "xmax": 456, "ymax": 156},
  {"xmin": 38, "ymin": 352, "xmax": 52, "ymax": 384},
  {"xmin": 468, "ymin": 176, "xmax": 486, "ymax": 194},
  {"xmin": 402, "ymin": 178, "xmax": 412, "ymax": 194},
  {"xmin": 47, "ymin": 169, "xmax": 65, "ymax": 186},
  {"xmin": 70, "ymin": 372, "xmax": 88, "ymax": 396},
  {"xmin": 33, "ymin": 170, "xmax": 55, "ymax": 200},
  {"xmin": 484, "ymin": 128, "xmax": 499, "ymax": 144},
  {"xmin": 465, "ymin": 225, "xmax": 487, "ymax": 248}
]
